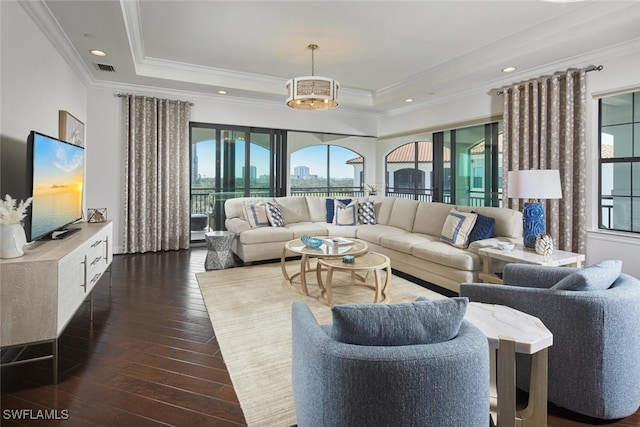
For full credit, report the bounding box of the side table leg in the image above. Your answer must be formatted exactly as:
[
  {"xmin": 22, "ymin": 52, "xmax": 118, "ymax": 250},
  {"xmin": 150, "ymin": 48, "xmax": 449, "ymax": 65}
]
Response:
[
  {"xmin": 497, "ymin": 336, "xmax": 516, "ymax": 427},
  {"xmin": 516, "ymin": 348, "xmax": 548, "ymax": 427}
]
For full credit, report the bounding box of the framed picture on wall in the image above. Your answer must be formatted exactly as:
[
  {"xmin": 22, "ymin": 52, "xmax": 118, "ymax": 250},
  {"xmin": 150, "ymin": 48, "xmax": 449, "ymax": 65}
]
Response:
[{"xmin": 59, "ymin": 110, "xmax": 85, "ymax": 147}]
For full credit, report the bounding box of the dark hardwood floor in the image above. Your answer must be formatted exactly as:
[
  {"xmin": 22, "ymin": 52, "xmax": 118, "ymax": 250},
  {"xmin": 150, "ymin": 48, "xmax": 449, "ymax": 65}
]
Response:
[{"xmin": 2, "ymin": 247, "xmax": 639, "ymax": 426}]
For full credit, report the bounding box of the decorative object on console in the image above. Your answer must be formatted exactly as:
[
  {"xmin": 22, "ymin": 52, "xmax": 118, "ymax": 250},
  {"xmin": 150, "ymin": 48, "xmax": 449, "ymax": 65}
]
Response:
[
  {"xmin": 535, "ymin": 233, "xmax": 554, "ymax": 256},
  {"xmin": 0, "ymin": 195, "xmax": 32, "ymax": 259},
  {"xmin": 286, "ymin": 44, "xmax": 339, "ymax": 110},
  {"xmin": 87, "ymin": 208, "xmax": 107, "ymax": 223},
  {"xmin": 58, "ymin": 110, "xmax": 85, "ymax": 147},
  {"xmin": 507, "ymin": 169, "xmax": 562, "ymax": 248},
  {"xmin": 365, "ymin": 184, "xmax": 379, "ymax": 196}
]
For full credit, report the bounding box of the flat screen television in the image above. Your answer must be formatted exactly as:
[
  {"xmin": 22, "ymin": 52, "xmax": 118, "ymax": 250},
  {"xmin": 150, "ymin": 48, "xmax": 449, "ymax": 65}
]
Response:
[{"xmin": 25, "ymin": 131, "xmax": 85, "ymax": 241}]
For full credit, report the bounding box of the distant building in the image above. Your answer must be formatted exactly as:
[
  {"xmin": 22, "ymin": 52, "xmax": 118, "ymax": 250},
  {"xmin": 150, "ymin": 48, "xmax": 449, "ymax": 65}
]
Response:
[{"xmin": 294, "ymin": 166, "xmax": 310, "ymax": 179}]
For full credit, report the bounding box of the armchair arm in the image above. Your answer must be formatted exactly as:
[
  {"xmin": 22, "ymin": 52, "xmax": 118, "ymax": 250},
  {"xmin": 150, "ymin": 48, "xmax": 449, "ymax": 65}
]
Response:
[{"xmin": 502, "ymin": 263, "xmax": 577, "ymax": 289}]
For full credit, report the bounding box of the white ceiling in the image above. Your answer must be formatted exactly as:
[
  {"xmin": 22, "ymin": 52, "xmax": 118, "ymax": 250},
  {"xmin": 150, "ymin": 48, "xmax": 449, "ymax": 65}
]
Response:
[{"xmin": 33, "ymin": 0, "xmax": 640, "ymax": 114}]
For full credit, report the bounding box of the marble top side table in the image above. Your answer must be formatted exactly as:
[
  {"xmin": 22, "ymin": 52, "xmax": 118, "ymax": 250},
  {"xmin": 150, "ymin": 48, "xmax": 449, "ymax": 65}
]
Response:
[
  {"xmin": 465, "ymin": 302, "xmax": 553, "ymax": 427},
  {"xmin": 205, "ymin": 231, "xmax": 236, "ymax": 270}
]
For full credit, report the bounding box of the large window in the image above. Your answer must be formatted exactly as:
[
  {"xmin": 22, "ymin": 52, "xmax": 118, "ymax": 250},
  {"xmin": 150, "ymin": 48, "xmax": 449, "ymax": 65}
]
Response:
[
  {"xmin": 599, "ymin": 90, "xmax": 640, "ymax": 233},
  {"xmin": 385, "ymin": 122, "xmax": 502, "ymax": 206},
  {"xmin": 290, "ymin": 145, "xmax": 364, "ymax": 197}
]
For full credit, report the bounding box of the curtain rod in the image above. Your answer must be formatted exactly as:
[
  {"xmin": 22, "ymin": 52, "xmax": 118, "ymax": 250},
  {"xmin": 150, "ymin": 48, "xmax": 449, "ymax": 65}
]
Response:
[
  {"xmin": 496, "ymin": 65, "xmax": 603, "ymax": 95},
  {"xmin": 116, "ymin": 93, "xmax": 194, "ymax": 106}
]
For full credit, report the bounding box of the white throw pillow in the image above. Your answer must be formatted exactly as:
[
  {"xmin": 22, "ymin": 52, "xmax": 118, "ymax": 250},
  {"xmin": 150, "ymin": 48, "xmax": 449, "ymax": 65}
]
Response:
[
  {"xmin": 243, "ymin": 201, "xmax": 270, "ymax": 228},
  {"xmin": 440, "ymin": 208, "xmax": 477, "ymax": 248},
  {"xmin": 334, "ymin": 199, "xmax": 358, "ymax": 226}
]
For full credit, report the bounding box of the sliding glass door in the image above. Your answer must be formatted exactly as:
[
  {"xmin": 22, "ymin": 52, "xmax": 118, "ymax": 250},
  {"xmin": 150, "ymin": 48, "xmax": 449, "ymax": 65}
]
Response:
[{"xmin": 190, "ymin": 123, "xmax": 286, "ymax": 239}]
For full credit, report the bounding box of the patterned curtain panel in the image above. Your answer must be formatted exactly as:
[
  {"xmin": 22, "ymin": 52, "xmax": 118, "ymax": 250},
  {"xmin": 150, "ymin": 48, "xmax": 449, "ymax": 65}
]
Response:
[
  {"xmin": 502, "ymin": 70, "xmax": 586, "ymax": 254},
  {"xmin": 123, "ymin": 95, "xmax": 191, "ymax": 253}
]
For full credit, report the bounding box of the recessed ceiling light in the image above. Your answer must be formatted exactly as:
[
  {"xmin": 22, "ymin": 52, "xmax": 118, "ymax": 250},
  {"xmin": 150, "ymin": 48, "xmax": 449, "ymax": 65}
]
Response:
[
  {"xmin": 217, "ymin": 90, "xmax": 227, "ymax": 95},
  {"xmin": 90, "ymin": 49, "xmax": 107, "ymax": 57},
  {"xmin": 502, "ymin": 66, "xmax": 517, "ymax": 73},
  {"xmin": 404, "ymin": 98, "xmax": 414, "ymax": 103}
]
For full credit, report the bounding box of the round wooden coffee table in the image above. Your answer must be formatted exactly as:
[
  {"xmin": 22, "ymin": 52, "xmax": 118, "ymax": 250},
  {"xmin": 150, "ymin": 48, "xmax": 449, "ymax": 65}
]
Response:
[
  {"xmin": 281, "ymin": 237, "xmax": 368, "ymax": 296},
  {"xmin": 316, "ymin": 252, "xmax": 391, "ymax": 306}
]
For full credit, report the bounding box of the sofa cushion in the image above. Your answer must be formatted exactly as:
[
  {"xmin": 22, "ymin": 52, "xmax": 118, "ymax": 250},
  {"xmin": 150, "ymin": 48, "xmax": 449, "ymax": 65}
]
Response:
[
  {"xmin": 441, "ymin": 209, "xmax": 477, "ymax": 248},
  {"xmin": 356, "ymin": 224, "xmax": 408, "ymax": 245},
  {"xmin": 370, "ymin": 197, "xmax": 396, "ymax": 225},
  {"xmin": 326, "ymin": 198, "xmax": 351, "ymax": 223},
  {"xmin": 412, "ymin": 241, "xmax": 481, "ymax": 271},
  {"xmin": 266, "ymin": 202, "xmax": 285, "ymax": 227},
  {"xmin": 306, "ymin": 197, "xmax": 327, "ymax": 223},
  {"xmin": 357, "ymin": 200, "xmax": 376, "ymax": 225},
  {"xmin": 330, "ymin": 297, "xmax": 468, "ymax": 346},
  {"xmin": 334, "ymin": 200, "xmax": 358, "ymax": 226},
  {"xmin": 276, "ymin": 196, "xmax": 310, "ymax": 224},
  {"xmin": 238, "ymin": 226, "xmax": 294, "ymax": 244},
  {"xmin": 552, "ymin": 260, "xmax": 622, "ymax": 291},
  {"xmin": 468, "ymin": 213, "xmax": 495, "ymax": 243},
  {"xmin": 413, "ymin": 202, "xmax": 456, "ymax": 237},
  {"xmin": 243, "ymin": 200, "xmax": 270, "ymax": 228},
  {"xmin": 380, "ymin": 233, "xmax": 437, "ymax": 255},
  {"xmin": 286, "ymin": 223, "xmax": 330, "ymax": 238},
  {"xmin": 387, "ymin": 198, "xmax": 420, "ymax": 232}
]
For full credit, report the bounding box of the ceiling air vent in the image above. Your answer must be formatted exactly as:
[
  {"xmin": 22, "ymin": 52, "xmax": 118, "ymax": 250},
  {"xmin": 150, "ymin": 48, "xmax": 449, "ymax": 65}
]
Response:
[{"xmin": 95, "ymin": 63, "xmax": 116, "ymax": 72}]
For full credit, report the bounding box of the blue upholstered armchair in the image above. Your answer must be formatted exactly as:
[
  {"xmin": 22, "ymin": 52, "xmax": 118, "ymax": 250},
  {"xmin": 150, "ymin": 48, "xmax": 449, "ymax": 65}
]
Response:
[
  {"xmin": 460, "ymin": 262, "xmax": 640, "ymax": 420},
  {"xmin": 291, "ymin": 300, "xmax": 490, "ymax": 427}
]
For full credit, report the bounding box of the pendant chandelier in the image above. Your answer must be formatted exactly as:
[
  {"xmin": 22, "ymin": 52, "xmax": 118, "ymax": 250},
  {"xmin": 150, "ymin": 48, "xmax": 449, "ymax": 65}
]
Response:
[{"xmin": 286, "ymin": 44, "xmax": 339, "ymax": 110}]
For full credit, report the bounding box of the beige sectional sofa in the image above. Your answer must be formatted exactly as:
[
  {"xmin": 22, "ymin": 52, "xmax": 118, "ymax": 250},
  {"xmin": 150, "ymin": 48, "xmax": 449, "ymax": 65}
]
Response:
[{"xmin": 224, "ymin": 196, "xmax": 522, "ymax": 293}]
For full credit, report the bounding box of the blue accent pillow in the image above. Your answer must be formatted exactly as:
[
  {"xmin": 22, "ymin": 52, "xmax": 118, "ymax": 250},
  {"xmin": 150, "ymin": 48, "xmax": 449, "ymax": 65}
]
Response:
[
  {"xmin": 469, "ymin": 213, "xmax": 495, "ymax": 243},
  {"xmin": 330, "ymin": 297, "xmax": 468, "ymax": 346},
  {"xmin": 325, "ymin": 198, "xmax": 351, "ymax": 223},
  {"xmin": 552, "ymin": 260, "xmax": 622, "ymax": 291}
]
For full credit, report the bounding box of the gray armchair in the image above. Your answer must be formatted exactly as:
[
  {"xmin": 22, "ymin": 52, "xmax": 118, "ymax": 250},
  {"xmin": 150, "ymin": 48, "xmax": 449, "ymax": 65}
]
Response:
[
  {"xmin": 460, "ymin": 262, "xmax": 640, "ymax": 420},
  {"xmin": 291, "ymin": 301, "xmax": 490, "ymax": 427}
]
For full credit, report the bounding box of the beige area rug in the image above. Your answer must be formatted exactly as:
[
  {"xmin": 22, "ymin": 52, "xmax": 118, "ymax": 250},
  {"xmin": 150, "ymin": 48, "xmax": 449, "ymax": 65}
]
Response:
[{"xmin": 196, "ymin": 261, "xmax": 445, "ymax": 427}]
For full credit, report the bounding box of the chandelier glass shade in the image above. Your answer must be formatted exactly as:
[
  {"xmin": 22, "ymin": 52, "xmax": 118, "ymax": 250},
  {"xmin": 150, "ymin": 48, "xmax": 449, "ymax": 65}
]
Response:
[{"xmin": 286, "ymin": 44, "xmax": 339, "ymax": 110}]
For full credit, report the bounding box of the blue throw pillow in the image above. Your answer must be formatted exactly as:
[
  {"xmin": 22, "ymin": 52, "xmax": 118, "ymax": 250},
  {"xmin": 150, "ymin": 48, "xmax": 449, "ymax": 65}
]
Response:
[
  {"xmin": 330, "ymin": 297, "xmax": 468, "ymax": 346},
  {"xmin": 469, "ymin": 213, "xmax": 495, "ymax": 243},
  {"xmin": 325, "ymin": 198, "xmax": 351, "ymax": 223},
  {"xmin": 552, "ymin": 260, "xmax": 622, "ymax": 291}
]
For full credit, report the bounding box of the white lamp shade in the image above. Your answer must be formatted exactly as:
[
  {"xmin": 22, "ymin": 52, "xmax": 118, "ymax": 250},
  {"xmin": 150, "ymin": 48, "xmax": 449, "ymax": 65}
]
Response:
[{"xmin": 507, "ymin": 169, "xmax": 562, "ymax": 199}]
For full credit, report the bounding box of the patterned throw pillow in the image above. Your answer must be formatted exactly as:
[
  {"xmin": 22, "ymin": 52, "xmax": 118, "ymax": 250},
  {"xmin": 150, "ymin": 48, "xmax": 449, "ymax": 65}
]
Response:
[
  {"xmin": 357, "ymin": 200, "xmax": 376, "ymax": 225},
  {"xmin": 326, "ymin": 198, "xmax": 351, "ymax": 223},
  {"xmin": 468, "ymin": 213, "xmax": 495, "ymax": 243},
  {"xmin": 440, "ymin": 208, "xmax": 478, "ymax": 248},
  {"xmin": 266, "ymin": 202, "xmax": 285, "ymax": 227},
  {"xmin": 243, "ymin": 201, "xmax": 270, "ymax": 228},
  {"xmin": 334, "ymin": 199, "xmax": 358, "ymax": 226}
]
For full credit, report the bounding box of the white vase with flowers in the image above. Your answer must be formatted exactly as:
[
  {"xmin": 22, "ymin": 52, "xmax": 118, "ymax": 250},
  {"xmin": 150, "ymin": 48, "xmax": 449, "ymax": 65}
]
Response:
[{"xmin": 0, "ymin": 195, "xmax": 32, "ymax": 259}]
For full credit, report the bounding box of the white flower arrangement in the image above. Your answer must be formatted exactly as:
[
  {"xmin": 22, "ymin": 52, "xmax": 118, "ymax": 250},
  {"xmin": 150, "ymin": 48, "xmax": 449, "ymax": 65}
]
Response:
[{"xmin": 0, "ymin": 194, "xmax": 33, "ymax": 225}]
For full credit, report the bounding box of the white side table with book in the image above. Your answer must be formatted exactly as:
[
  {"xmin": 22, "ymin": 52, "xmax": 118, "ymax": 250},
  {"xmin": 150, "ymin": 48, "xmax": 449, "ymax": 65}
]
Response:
[{"xmin": 478, "ymin": 245, "xmax": 585, "ymax": 284}]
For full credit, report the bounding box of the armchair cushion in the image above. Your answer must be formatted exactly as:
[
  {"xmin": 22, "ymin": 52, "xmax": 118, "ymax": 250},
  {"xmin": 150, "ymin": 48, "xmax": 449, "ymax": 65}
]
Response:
[
  {"xmin": 330, "ymin": 297, "xmax": 468, "ymax": 346},
  {"xmin": 551, "ymin": 259, "xmax": 622, "ymax": 291}
]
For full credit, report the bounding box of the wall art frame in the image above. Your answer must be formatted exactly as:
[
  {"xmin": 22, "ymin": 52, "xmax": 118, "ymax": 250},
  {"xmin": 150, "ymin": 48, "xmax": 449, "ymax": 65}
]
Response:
[{"xmin": 59, "ymin": 110, "xmax": 85, "ymax": 147}]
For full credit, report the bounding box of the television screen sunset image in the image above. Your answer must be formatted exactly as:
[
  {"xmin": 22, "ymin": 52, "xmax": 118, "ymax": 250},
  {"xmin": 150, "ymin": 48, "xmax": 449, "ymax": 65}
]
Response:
[{"xmin": 30, "ymin": 133, "xmax": 84, "ymax": 239}]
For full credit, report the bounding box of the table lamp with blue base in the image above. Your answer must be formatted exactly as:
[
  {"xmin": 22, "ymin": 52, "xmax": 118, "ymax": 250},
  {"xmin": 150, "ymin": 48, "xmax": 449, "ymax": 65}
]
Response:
[{"xmin": 507, "ymin": 170, "xmax": 562, "ymax": 249}]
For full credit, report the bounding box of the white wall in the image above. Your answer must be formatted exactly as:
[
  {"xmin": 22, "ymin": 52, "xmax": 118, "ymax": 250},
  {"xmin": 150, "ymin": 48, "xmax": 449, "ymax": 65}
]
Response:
[{"xmin": 0, "ymin": 1, "xmax": 86, "ymax": 210}]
